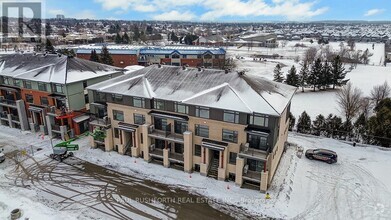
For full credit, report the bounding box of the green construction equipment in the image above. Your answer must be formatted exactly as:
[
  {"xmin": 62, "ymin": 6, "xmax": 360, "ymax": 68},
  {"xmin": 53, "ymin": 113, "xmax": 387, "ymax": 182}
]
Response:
[
  {"xmin": 54, "ymin": 139, "xmax": 79, "ymax": 151},
  {"xmin": 50, "ymin": 139, "xmax": 79, "ymax": 161}
]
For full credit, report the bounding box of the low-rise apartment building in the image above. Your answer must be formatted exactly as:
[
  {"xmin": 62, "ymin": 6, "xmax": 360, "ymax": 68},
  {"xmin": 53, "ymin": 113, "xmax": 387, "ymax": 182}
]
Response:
[
  {"xmin": 0, "ymin": 53, "xmax": 123, "ymax": 139},
  {"xmin": 87, "ymin": 65, "xmax": 296, "ymax": 191},
  {"xmin": 76, "ymin": 45, "xmax": 226, "ymax": 69}
]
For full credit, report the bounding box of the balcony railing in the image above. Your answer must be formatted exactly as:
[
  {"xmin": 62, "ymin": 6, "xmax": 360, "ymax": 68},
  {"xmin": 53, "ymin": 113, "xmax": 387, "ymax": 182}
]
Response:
[
  {"xmin": 242, "ymin": 168, "xmax": 262, "ymax": 182},
  {"xmin": 0, "ymin": 112, "xmax": 8, "ymax": 119},
  {"xmin": 0, "ymin": 97, "xmax": 16, "ymax": 107},
  {"xmin": 89, "ymin": 117, "xmax": 111, "ymax": 127},
  {"xmin": 148, "ymin": 124, "xmax": 184, "ymax": 144},
  {"xmin": 239, "ymin": 143, "xmax": 268, "ymax": 160},
  {"xmin": 11, "ymin": 115, "xmax": 19, "ymax": 122}
]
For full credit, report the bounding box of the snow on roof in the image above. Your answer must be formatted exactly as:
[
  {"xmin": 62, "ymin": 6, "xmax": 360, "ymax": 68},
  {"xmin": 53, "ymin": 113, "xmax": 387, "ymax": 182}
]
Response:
[
  {"xmin": 124, "ymin": 65, "xmax": 145, "ymax": 74},
  {"xmin": 0, "ymin": 53, "xmax": 123, "ymax": 84},
  {"xmin": 88, "ymin": 65, "xmax": 296, "ymax": 116}
]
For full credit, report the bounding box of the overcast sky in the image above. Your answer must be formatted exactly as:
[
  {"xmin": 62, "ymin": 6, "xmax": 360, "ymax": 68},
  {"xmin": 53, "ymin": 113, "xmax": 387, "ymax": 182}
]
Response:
[{"xmin": 44, "ymin": 0, "xmax": 390, "ymax": 21}]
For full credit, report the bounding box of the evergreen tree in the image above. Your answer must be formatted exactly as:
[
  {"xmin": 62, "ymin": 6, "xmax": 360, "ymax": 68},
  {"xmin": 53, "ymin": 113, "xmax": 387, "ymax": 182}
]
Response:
[
  {"xmin": 170, "ymin": 31, "xmax": 179, "ymax": 42},
  {"xmin": 319, "ymin": 60, "xmax": 332, "ymax": 89},
  {"xmin": 58, "ymin": 48, "xmax": 76, "ymax": 57},
  {"xmin": 312, "ymin": 114, "xmax": 326, "ymax": 136},
  {"xmin": 286, "ymin": 65, "xmax": 299, "ymax": 87},
  {"xmin": 331, "ymin": 55, "xmax": 346, "ymax": 89},
  {"xmin": 288, "ymin": 112, "xmax": 296, "ymax": 131},
  {"xmin": 308, "ymin": 58, "xmax": 322, "ymax": 91},
  {"xmin": 367, "ymin": 98, "xmax": 391, "ymax": 147},
  {"xmin": 115, "ymin": 33, "xmax": 122, "ymax": 44},
  {"xmin": 325, "ymin": 114, "xmax": 343, "ymax": 138},
  {"xmin": 90, "ymin": 49, "xmax": 100, "ymax": 63},
  {"xmin": 45, "ymin": 22, "xmax": 52, "ymax": 36},
  {"xmin": 100, "ymin": 46, "xmax": 113, "ymax": 65},
  {"xmin": 299, "ymin": 62, "xmax": 309, "ymax": 92},
  {"xmin": 354, "ymin": 113, "xmax": 367, "ymax": 140},
  {"xmin": 297, "ymin": 111, "xmax": 311, "ymax": 134},
  {"xmin": 122, "ymin": 32, "xmax": 130, "ymax": 44},
  {"xmin": 45, "ymin": 39, "xmax": 54, "ymax": 52},
  {"xmin": 133, "ymin": 26, "xmax": 140, "ymax": 41},
  {"xmin": 273, "ymin": 64, "xmax": 284, "ymax": 83}
]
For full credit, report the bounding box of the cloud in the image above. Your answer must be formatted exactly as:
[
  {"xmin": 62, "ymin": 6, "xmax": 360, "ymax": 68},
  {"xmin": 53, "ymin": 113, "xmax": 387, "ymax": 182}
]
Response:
[
  {"xmin": 48, "ymin": 9, "xmax": 65, "ymax": 16},
  {"xmin": 74, "ymin": 10, "xmax": 97, "ymax": 19},
  {"xmin": 152, "ymin": 10, "xmax": 196, "ymax": 21},
  {"xmin": 94, "ymin": 0, "xmax": 327, "ymax": 21},
  {"xmin": 364, "ymin": 9, "xmax": 385, "ymax": 17}
]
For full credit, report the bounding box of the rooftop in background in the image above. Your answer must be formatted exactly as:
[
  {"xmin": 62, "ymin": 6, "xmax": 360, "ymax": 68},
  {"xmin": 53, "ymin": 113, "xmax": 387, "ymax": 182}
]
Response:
[
  {"xmin": 0, "ymin": 53, "xmax": 123, "ymax": 84},
  {"xmin": 76, "ymin": 44, "xmax": 226, "ymax": 55},
  {"xmin": 88, "ymin": 65, "xmax": 296, "ymax": 116}
]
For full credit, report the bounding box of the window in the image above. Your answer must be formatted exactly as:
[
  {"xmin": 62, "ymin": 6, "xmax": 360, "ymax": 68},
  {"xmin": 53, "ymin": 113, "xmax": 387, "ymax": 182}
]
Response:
[
  {"xmin": 38, "ymin": 82, "xmax": 47, "ymax": 91},
  {"xmin": 112, "ymin": 94, "xmax": 123, "ymax": 103},
  {"xmin": 249, "ymin": 114, "xmax": 269, "ymax": 127},
  {"xmin": 25, "ymin": 94, "xmax": 34, "ymax": 103},
  {"xmin": 248, "ymin": 134, "xmax": 268, "ymax": 151},
  {"xmin": 224, "ymin": 110, "xmax": 239, "ymax": 123},
  {"xmin": 204, "ymin": 54, "xmax": 212, "ymax": 59},
  {"xmin": 172, "ymin": 53, "xmax": 180, "ymax": 59},
  {"xmin": 229, "ymin": 152, "xmax": 237, "ymax": 165},
  {"xmin": 175, "ymin": 102, "xmax": 188, "ymax": 114},
  {"xmin": 84, "ymin": 94, "xmax": 89, "ymax": 104},
  {"xmin": 247, "ymin": 159, "xmax": 264, "ymax": 172},
  {"xmin": 113, "ymin": 110, "xmax": 124, "ymax": 121},
  {"xmin": 13, "ymin": 79, "xmax": 21, "ymax": 87},
  {"xmin": 197, "ymin": 54, "xmax": 202, "ymax": 59},
  {"xmin": 174, "ymin": 143, "xmax": 184, "ymax": 154},
  {"xmin": 40, "ymin": 96, "xmax": 49, "ymax": 106},
  {"xmin": 195, "ymin": 124, "xmax": 209, "ymax": 138},
  {"xmin": 154, "ymin": 99, "xmax": 165, "ymax": 110},
  {"xmin": 194, "ymin": 144, "xmax": 201, "ymax": 156},
  {"xmin": 222, "ymin": 129, "xmax": 238, "ymax": 143},
  {"xmin": 165, "ymin": 54, "xmax": 169, "ymax": 58},
  {"xmin": 174, "ymin": 120, "xmax": 188, "ymax": 134},
  {"xmin": 3, "ymin": 77, "xmax": 10, "ymax": 85},
  {"xmin": 196, "ymin": 106, "xmax": 209, "ymax": 119},
  {"xmin": 114, "ymin": 128, "xmax": 119, "ymax": 138},
  {"xmin": 24, "ymin": 80, "xmax": 32, "ymax": 89},
  {"xmin": 134, "ymin": 113, "xmax": 145, "ymax": 125},
  {"xmin": 54, "ymin": 84, "xmax": 63, "ymax": 93},
  {"xmin": 154, "ymin": 117, "xmax": 167, "ymax": 131},
  {"xmin": 133, "ymin": 97, "xmax": 145, "ymax": 108},
  {"xmin": 182, "ymin": 55, "xmax": 187, "ymax": 58}
]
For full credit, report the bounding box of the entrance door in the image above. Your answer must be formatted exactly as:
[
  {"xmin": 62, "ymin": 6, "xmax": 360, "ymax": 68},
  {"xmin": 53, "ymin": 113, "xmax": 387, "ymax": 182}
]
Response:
[{"xmin": 212, "ymin": 150, "xmax": 219, "ymax": 159}]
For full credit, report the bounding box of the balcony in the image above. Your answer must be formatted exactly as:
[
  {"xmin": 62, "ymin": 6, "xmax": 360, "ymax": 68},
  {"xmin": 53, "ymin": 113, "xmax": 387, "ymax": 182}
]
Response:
[
  {"xmin": 148, "ymin": 124, "xmax": 184, "ymax": 144},
  {"xmin": 11, "ymin": 114, "xmax": 20, "ymax": 123},
  {"xmin": 242, "ymin": 169, "xmax": 262, "ymax": 183},
  {"xmin": 0, "ymin": 97, "xmax": 17, "ymax": 108},
  {"xmin": 239, "ymin": 143, "xmax": 268, "ymax": 161},
  {"xmin": 169, "ymin": 152, "xmax": 184, "ymax": 164},
  {"xmin": 149, "ymin": 144, "xmax": 164, "ymax": 159},
  {"xmin": 89, "ymin": 117, "xmax": 111, "ymax": 128}
]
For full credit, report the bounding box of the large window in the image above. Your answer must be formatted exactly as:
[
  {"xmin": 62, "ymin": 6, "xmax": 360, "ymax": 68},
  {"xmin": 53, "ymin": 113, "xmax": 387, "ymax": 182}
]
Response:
[
  {"xmin": 196, "ymin": 106, "xmax": 209, "ymax": 119},
  {"xmin": 175, "ymin": 102, "xmax": 188, "ymax": 114},
  {"xmin": 13, "ymin": 79, "xmax": 21, "ymax": 87},
  {"xmin": 174, "ymin": 120, "xmax": 188, "ymax": 134},
  {"xmin": 40, "ymin": 96, "xmax": 49, "ymax": 106},
  {"xmin": 25, "ymin": 94, "xmax": 34, "ymax": 103},
  {"xmin": 134, "ymin": 113, "xmax": 145, "ymax": 125},
  {"xmin": 194, "ymin": 145, "xmax": 201, "ymax": 156},
  {"xmin": 24, "ymin": 80, "xmax": 32, "ymax": 89},
  {"xmin": 112, "ymin": 94, "xmax": 123, "ymax": 103},
  {"xmin": 54, "ymin": 84, "xmax": 64, "ymax": 93},
  {"xmin": 247, "ymin": 159, "xmax": 265, "ymax": 172},
  {"xmin": 223, "ymin": 110, "xmax": 239, "ymax": 123},
  {"xmin": 195, "ymin": 124, "xmax": 209, "ymax": 138},
  {"xmin": 113, "ymin": 110, "xmax": 124, "ymax": 121},
  {"xmin": 38, "ymin": 82, "xmax": 47, "ymax": 91},
  {"xmin": 249, "ymin": 114, "xmax": 269, "ymax": 127},
  {"xmin": 222, "ymin": 129, "xmax": 238, "ymax": 143},
  {"xmin": 3, "ymin": 77, "xmax": 10, "ymax": 85},
  {"xmin": 154, "ymin": 99, "xmax": 165, "ymax": 110},
  {"xmin": 154, "ymin": 117, "xmax": 167, "ymax": 131},
  {"xmin": 133, "ymin": 97, "xmax": 145, "ymax": 108},
  {"xmin": 248, "ymin": 134, "xmax": 268, "ymax": 151},
  {"xmin": 174, "ymin": 143, "xmax": 184, "ymax": 154},
  {"xmin": 229, "ymin": 152, "xmax": 237, "ymax": 165}
]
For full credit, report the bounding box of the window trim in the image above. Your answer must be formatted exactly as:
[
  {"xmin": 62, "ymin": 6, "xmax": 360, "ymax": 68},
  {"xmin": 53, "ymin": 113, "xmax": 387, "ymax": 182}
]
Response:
[
  {"xmin": 133, "ymin": 113, "xmax": 146, "ymax": 125},
  {"xmin": 222, "ymin": 129, "xmax": 238, "ymax": 143},
  {"xmin": 223, "ymin": 110, "xmax": 239, "ymax": 124},
  {"xmin": 195, "ymin": 106, "xmax": 210, "ymax": 119},
  {"xmin": 113, "ymin": 110, "xmax": 124, "ymax": 122},
  {"xmin": 133, "ymin": 97, "xmax": 145, "ymax": 108},
  {"xmin": 38, "ymin": 82, "xmax": 47, "ymax": 91},
  {"xmin": 154, "ymin": 99, "xmax": 165, "ymax": 110},
  {"xmin": 229, "ymin": 152, "xmax": 237, "ymax": 165},
  {"xmin": 174, "ymin": 102, "xmax": 188, "ymax": 114},
  {"xmin": 194, "ymin": 144, "xmax": 202, "ymax": 156},
  {"xmin": 195, "ymin": 124, "xmax": 209, "ymax": 138}
]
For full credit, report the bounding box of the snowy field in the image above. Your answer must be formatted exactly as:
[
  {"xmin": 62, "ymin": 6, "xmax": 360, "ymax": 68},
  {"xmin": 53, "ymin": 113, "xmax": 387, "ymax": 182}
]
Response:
[
  {"xmin": 1, "ymin": 126, "xmax": 391, "ymax": 219},
  {"xmin": 227, "ymin": 42, "xmax": 390, "ymax": 120}
]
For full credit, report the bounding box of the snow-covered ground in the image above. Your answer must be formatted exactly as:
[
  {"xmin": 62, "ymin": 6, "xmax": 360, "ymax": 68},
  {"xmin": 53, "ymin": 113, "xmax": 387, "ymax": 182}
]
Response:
[
  {"xmin": 227, "ymin": 44, "xmax": 390, "ymax": 120},
  {"xmin": 1, "ymin": 126, "xmax": 390, "ymax": 219}
]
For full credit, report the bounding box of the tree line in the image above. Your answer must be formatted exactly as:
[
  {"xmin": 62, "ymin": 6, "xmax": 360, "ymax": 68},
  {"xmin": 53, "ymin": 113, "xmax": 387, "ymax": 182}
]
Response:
[
  {"xmin": 274, "ymin": 55, "xmax": 348, "ymax": 92},
  {"xmin": 89, "ymin": 46, "xmax": 114, "ymax": 66},
  {"xmin": 291, "ymin": 81, "xmax": 391, "ymax": 147}
]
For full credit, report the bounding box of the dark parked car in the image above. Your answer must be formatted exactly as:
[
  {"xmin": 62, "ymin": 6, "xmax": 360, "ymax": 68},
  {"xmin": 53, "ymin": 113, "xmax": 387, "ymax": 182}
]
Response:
[{"xmin": 305, "ymin": 149, "xmax": 337, "ymax": 164}]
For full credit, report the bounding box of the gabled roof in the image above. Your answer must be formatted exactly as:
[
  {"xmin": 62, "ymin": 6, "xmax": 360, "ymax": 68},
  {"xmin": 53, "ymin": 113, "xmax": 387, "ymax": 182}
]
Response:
[
  {"xmin": 88, "ymin": 65, "xmax": 297, "ymax": 116},
  {"xmin": 0, "ymin": 53, "xmax": 123, "ymax": 84}
]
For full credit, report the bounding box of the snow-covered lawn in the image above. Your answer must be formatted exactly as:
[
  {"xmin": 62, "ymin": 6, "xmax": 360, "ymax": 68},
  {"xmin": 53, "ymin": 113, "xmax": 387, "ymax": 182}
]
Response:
[{"xmin": 1, "ymin": 126, "xmax": 391, "ymax": 219}]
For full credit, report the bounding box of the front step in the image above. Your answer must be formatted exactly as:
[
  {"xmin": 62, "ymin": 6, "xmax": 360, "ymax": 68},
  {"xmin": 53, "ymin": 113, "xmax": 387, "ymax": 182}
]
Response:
[{"xmin": 207, "ymin": 158, "xmax": 219, "ymax": 179}]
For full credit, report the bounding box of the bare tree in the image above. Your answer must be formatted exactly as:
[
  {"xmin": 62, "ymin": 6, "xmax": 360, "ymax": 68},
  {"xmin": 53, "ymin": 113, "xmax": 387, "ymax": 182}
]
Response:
[
  {"xmin": 370, "ymin": 81, "xmax": 391, "ymax": 106},
  {"xmin": 336, "ymin": 82, "xmax": 363, "ymax": 123},
  {"xmin": 302, "ymin": 47, "xmax": 318, "ymax": 64},
  {"xmin": 360, "ymin": 97, "xmax": 372, "ymax": 119}
]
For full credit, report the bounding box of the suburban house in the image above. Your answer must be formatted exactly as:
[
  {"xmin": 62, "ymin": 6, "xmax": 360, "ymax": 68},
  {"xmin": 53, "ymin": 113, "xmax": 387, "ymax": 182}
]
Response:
[
  {"xmin": 0, "ymin": 53, "xmax": 123, "ymax": 139},
  {"xmin": 231, "ymin": 33, "xmax": 278, "ymax": 48},
  {"xmin": 192, "ymin": 35, "xmax": 228, "ymax": 46},
  {"xmin": 76, "ymin": 45, "xmax": 227, "ymax": 69},
  {"xmin": 87, "ymin": 64, "xmax": 296, "ymax": 192}
]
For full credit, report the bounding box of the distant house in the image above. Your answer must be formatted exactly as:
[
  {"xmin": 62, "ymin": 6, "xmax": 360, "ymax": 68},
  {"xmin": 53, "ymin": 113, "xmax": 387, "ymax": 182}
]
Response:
[
  {"xmin": 387, "ymin": 52, "xmax": 391, "ymax": 62},
  {"xmin": 0, "ymin": 53, "xmax": 123, "ymax": 139},
  {"xmin": 86, "ymin": 64, "xmax": 297, "ymax": 192},
  {"xmin": 192, "ymin": 35, "xmax": 228, "ymax": 46},
  {"xmin": 231, "ymin": 33, "xmax": 278, "ymax": 48}
]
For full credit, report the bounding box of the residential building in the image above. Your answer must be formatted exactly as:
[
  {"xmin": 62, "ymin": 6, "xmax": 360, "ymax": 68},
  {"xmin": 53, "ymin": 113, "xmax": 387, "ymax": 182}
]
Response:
[
  {"xmin": 76, "ymin": 45, "xmax": 227, "ymax": 69},
  {"xmin": 87, "ymin": 64, "xmax": 296, "ymax": 192},
  {"xmin": 193, "ymin": 35, "xmax": 228, "ymax": 46},
  {"xmin": 231, "ymin": 33, "xmax": 278, "ymax": 48},
  {"xmin": 0, "ymin": 53, "xmax": 123, "ymax": 139}
]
